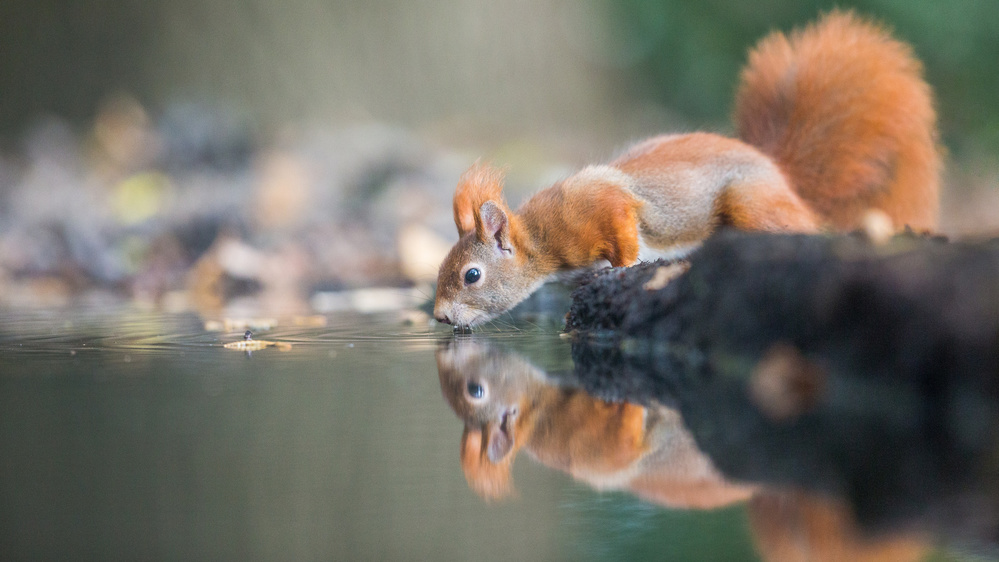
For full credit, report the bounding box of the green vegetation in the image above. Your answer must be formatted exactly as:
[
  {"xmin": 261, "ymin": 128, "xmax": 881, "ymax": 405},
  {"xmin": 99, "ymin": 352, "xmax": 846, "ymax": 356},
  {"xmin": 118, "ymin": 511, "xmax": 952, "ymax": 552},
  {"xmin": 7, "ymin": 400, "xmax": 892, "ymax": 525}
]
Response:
[{"xmin": 603, "ymin": 0, "xmax": 999, "ymax": 156}]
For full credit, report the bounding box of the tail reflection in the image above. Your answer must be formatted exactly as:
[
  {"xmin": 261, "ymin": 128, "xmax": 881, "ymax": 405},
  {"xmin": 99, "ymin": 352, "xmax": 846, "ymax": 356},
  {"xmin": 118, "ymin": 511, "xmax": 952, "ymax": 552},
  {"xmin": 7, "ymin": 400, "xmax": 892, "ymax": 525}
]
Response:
[{"xmin": 749, "ymin": 491, "xmax": 927, "ymax": 562}]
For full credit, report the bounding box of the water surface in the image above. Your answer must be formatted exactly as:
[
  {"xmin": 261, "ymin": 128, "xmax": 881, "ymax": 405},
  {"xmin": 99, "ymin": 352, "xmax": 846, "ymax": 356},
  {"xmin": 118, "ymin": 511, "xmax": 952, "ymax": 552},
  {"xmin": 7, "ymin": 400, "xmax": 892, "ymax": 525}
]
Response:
[
  {"xmin": 4, "ymin": 303, "xmax": 992, "ymax": 562},
  {"xmin": 0, "ymin": 307, "xmax": 763, "ymax": 561}
]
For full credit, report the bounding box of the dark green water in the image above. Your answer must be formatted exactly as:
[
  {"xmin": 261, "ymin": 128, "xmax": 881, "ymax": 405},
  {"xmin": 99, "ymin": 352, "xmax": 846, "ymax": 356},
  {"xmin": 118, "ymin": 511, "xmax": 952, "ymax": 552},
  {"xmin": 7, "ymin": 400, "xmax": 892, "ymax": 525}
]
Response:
[{"xmin": 0, "ymin": 307, "xmax": 760, "ymax": 561}]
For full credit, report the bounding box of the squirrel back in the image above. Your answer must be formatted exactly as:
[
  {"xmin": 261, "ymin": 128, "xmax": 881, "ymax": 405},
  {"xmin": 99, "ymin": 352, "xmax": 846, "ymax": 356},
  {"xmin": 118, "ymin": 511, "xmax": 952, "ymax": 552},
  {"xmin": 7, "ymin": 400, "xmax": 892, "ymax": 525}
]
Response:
[{"xmin": 735, "ymin": 10, "xmax": 940, "ymax": 231}]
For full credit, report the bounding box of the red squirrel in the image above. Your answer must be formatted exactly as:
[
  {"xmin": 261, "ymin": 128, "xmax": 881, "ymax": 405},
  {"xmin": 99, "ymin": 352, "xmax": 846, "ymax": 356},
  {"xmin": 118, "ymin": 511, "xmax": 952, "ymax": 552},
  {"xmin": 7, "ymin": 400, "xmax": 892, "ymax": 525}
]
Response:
[{"xmin": 434, "ymin": 11, "xmax": 941, "ymax": 328}]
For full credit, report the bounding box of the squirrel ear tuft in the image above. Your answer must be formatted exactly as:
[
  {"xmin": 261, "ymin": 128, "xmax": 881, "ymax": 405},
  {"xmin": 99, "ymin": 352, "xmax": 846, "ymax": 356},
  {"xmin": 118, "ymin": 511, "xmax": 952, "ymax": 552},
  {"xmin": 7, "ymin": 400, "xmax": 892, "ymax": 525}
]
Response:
[
  {"xmin": 453, "ymin": 162, "xmax": 507, "ymax": 236},
  {"xmin": 460, "ymin": 426, "xmax": 516, "ymax": 500}
]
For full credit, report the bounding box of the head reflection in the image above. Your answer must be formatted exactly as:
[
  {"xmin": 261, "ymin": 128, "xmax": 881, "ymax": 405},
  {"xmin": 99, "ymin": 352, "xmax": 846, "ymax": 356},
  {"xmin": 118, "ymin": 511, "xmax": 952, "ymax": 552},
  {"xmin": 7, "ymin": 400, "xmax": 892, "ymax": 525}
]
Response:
[{"xmin": 436, "ymin": 339, "xmax": 930, "ymax": 562}]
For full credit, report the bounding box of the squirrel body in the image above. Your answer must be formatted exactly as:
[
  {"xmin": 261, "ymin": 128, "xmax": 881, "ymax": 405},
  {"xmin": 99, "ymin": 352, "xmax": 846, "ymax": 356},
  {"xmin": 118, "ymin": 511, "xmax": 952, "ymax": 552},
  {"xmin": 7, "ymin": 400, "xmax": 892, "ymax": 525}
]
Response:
[{"xmin": 435, "ymin": 11, "xmax": 940, "ymax": 328}]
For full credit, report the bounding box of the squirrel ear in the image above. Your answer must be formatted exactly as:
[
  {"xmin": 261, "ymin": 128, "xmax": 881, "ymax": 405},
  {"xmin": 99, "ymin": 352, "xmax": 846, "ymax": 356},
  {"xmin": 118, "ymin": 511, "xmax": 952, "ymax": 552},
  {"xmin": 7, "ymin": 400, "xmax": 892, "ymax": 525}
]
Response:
[
  {"xmin": 485, "ymin": 417, "xmax": 515, "ymax": 463},
  {"xmin": 477, "ymin": 200, "xmax": 513, "ymax": 253},
  {"xmin": 453, "ymin": 162, "xmax": 506, "ymax": 237}
]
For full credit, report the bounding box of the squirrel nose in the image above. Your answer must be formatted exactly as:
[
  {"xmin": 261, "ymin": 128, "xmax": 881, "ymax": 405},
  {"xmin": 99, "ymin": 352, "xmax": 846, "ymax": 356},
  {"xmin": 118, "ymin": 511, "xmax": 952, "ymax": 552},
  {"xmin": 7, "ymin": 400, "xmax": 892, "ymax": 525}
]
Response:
[{"xmin": 433, "ymin": 302, "xmax": 452, "ymax": 324}]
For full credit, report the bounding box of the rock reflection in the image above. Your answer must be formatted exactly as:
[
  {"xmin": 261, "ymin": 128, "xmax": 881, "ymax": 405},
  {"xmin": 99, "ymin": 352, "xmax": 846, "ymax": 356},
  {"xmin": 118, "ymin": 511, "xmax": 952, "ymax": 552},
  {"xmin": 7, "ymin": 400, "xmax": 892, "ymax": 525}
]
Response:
[
  {"xmin": 748, "ymin": 491, "xmax": 927, "ymax": 562},
  {"xmin": 436, "ymin": 339, "xmax": 945, "ymax": 562}
]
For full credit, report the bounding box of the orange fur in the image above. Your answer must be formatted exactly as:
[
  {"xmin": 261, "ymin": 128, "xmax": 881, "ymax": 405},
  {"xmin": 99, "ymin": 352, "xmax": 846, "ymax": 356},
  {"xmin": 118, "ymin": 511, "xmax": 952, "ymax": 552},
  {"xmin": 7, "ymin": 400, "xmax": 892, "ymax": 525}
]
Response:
[
  {"xmin": 437, "ymin": 342, "xmax": 755, "ymax": 508},
  {"xmin": 458, "ymin": 388, "xmax": 652, "ymax": 500},
  {"xmin": 528, "ymin": 395, "xmax": 650, "ymax": 473},
  {"xmin": 434, "ymin": 10, "xmax": 941, "ymax": 329},
  {"xmin": 453, "ymin": 162, "xmax": 509, "ymax": 236},
  {"xmin": 749, "ymin": 491, "xmax": 928, "ymax": 562},
  {"xmin": 613, "ymin": 132, "xmax": 821, "ymax": 236},
  {"xmin": 518, "ymin": 178, "xmax": 642, "ymax": 269},
  {"xmin": 716, "ymin": 180, "xmax": 820, "ymax": 232},
  {"xmin": 736, "ymin": 10, "xmax": 939, "ymax": 231},
  {"xmin": 460, "ymin": 427, "xmax": 515, "ymax": 500}
]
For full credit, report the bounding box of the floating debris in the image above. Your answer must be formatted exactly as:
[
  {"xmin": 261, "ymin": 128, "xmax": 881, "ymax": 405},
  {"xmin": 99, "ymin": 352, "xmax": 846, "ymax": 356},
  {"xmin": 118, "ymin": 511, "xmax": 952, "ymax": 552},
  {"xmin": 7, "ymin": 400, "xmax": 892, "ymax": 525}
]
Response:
[{"xmin": 223, "ymin": 339, "xmax": 292, "ymax": 352}]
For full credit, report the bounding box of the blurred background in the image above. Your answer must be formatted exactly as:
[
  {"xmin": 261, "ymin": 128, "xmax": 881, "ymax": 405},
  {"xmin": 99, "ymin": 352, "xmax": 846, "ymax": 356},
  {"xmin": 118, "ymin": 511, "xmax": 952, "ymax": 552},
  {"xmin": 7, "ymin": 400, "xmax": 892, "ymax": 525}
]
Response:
[{"xmin": 0, "ymin": 0, "xmax": 996, "ymax": 314}]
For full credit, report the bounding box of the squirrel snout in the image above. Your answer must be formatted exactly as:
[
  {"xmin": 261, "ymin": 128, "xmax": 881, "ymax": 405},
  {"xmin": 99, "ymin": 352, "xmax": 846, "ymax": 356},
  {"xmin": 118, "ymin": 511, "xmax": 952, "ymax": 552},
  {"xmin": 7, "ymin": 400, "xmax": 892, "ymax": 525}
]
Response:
[{"xmin": 433, "ymin": 301, "xmax": 452, "ymax": 324}]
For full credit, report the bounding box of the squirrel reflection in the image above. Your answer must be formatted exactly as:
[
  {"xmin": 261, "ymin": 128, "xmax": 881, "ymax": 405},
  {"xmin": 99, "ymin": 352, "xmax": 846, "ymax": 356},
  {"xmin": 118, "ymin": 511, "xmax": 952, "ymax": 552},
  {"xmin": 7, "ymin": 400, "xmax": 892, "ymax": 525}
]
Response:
[
  {"xmin": 436, "ymin": 340, "xmax": 928, "ymax": 562},
  {"xmin": 436, "ymin": 339, "xmax": 752, "ymax": 508}
]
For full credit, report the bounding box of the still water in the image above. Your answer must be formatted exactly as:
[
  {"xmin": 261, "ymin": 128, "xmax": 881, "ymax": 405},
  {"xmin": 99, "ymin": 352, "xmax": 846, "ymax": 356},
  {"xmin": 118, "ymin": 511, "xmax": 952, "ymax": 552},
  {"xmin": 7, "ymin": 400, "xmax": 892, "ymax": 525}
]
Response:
[{"xmin": 0, "ymin": 306, "xmax": 987, "ymax": 560}]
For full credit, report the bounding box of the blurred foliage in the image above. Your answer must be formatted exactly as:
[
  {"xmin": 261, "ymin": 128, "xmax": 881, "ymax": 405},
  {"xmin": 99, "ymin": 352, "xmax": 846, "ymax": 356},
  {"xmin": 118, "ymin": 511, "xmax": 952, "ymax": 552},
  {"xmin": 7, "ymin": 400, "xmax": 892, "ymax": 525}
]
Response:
[
  {"xmin": 601, "ymin": 0, "xmax": 999, "ymax": 157},
  {"xmin": 0, "ymin": 0, "xmax": 995, "ymax": 162}
]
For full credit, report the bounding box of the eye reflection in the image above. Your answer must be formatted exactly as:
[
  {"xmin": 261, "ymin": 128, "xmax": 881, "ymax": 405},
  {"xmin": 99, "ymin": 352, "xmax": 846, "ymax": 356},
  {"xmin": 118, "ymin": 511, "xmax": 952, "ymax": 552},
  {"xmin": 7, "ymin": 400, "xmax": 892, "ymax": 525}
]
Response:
[
  {"xmin": 464, "ymin": 268, "xmax": 481, "ymax": 284},
  {"xmin": 466, "ymin": 381, "xmax": 484, "ymax": 399}
]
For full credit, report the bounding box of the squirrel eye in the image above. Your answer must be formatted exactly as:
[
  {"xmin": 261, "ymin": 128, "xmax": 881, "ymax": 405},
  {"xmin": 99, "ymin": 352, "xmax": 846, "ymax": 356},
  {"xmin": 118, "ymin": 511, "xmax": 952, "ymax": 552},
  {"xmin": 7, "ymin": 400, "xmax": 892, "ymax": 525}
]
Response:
[
  {"xmin": 464, "ymin": 267, "xmax": 482, "ymax": 284},
  {"xmin": 466, "ymin": 381, "xmax": 485, "ymax": 399}
]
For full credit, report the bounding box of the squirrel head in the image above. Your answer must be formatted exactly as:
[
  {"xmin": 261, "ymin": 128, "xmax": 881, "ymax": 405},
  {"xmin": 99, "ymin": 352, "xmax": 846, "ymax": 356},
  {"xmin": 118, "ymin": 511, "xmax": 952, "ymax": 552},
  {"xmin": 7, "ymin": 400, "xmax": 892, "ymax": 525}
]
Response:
[{"xmin": 434, "ymin": 163, "xmax": 541, "ymax": 329}]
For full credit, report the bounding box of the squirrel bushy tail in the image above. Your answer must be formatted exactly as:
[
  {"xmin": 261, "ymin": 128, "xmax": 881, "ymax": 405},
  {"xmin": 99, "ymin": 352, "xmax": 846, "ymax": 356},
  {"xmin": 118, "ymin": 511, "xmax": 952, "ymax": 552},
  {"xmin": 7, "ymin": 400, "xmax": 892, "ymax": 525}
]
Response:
[{"xmin": 734, "ymin": 10, "xmax": 940, "ymax": 231}]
